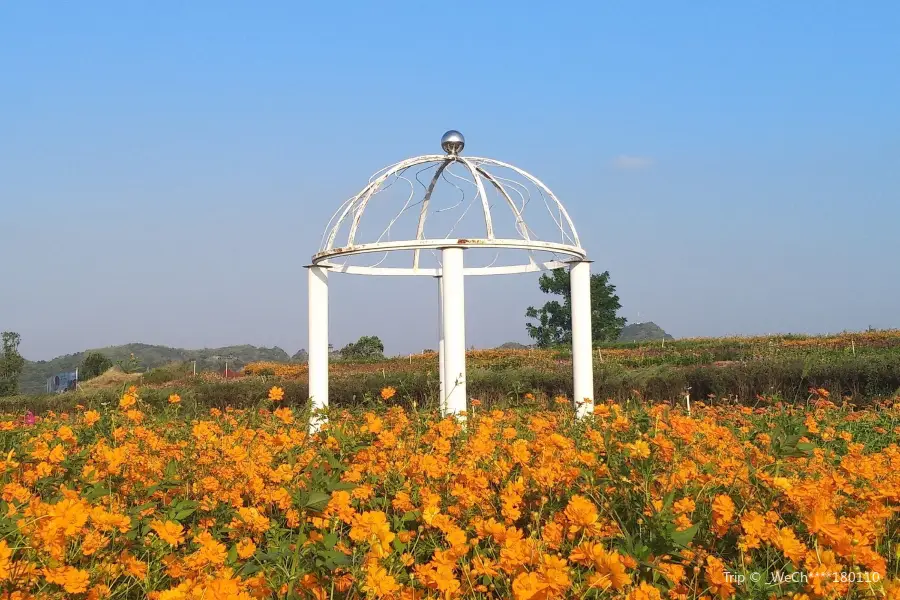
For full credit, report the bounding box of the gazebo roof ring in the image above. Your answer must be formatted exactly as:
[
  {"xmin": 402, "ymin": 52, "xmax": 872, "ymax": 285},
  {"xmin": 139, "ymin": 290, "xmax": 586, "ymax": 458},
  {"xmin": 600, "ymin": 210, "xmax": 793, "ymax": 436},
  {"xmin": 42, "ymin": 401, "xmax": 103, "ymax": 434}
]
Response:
[{"xmin": 311, "ymin": 238, "xmax": 586, "ymax": 276}]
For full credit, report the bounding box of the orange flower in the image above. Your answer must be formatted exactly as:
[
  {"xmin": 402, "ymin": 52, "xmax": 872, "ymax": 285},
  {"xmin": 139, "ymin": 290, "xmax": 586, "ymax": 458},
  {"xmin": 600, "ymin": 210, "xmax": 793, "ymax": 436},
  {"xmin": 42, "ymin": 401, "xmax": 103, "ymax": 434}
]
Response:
[
  {"xmin": 350, "ymin": 511, "xmax": 394, "ymax": 554},
  {"xmin": 625, "ymin": 581, "xmax": 663, "ymax": 600},
  {"xmin": 236, "ymin": 538, "xmax": 257, "ymax": 559},
  {"xmin": 362, "ymin": 565, "xmax": 400, "ymax": 597},
  {"xmin": 122, "ymin": 551, "xmax": 148, "ymax": 579},
  {"xmin": 151, "ymin": 520, "xmax": 185, "ymax": 546},
  {"xmin": 119, "ymin": 391, "xmax": 137, "ymax": 409},
  {"xmin": 44, "ymin": 566, "xmax": 90, "ymax": 594},
  {"xmin": 512, "ymin": 571, "xmax": 545, "ymax": 600},
  {"xmin": 711, "ymin": 494, "xmax": 735, "ymax": 536},
  {"xmin": 168, "ymin": 393, "xmax": 181, "ymax": 404},
  {"xmin": 572, "ymin": 543, "xmax": 631, "ymax": 590},
  {"xmin": 273, "ymin": 407, "xmax": 294, "ymax": 425},
  {"xmin": 704, "ymin": 556, "xmax": 735, "ymax": 598},
  {"xmin": 564, "ymin": 495, "xmax": 599, "ymax": 533},
  {"xmin": 380, "ymin": 386, "xmax": 396, "ymax": 401},
  {"xmin": 625, "ymin": 440, "xmax": 651, "ymax": 459},
  {"xmin": 268, "ymin": 386, "xmax": 285, "ymax": 401},
  {"xmin": 0, "ymin": 540, "xmax": 11, "ymax": 579},
  {"xmin": 674, "ymin": 513, "xmax": 693, "ymax": 531},
  {"xmin": 673, "ymin": 498, "xmax": 696, "ymax": 514}
]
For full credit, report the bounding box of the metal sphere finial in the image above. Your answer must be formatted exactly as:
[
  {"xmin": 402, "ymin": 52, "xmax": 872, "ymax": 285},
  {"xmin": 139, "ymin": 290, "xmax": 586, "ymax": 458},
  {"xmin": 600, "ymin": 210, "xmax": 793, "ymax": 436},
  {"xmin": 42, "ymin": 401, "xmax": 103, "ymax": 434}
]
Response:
[{"xmin": 441, "ymin": 130, "xmax": 465, "ymax": 155}]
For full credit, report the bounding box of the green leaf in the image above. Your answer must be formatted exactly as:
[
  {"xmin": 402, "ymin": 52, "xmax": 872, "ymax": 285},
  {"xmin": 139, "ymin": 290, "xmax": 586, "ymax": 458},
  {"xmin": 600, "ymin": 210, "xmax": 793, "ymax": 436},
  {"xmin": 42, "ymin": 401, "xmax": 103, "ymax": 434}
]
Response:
[
  {"xmin": 325, "ymin": 455, "xmax": 344, "ymax": 471},
  {"xmin": 322, "ymin": 550, "xmax": 350, "ymax": 567},
  {"xmin": 329, "ymin": 482, "xmax": 356, "ymax": 492},
  {"xmin": 129, "ymin": 502, "xmax": 156, "ymax": 516},
  {"xmin": 239, "ymin": 562, "xmax": 262, "ymax": 576},
  {"xmin": 401, "ymin": 510, "xmax": 420, "ymax": 523},
  {"xmin": 84, "ymin": 485, "xmax": 113, "ymax": 501},
  {"xmin": 322, "ymin": 532, "xmax": 338, "ymax": 549},
  {"xmin": 301, "ymin": 491, "xmax": 331, "ymax": 511},
  {"xmin": 671, "ymin": 523, "xmax": 699, "ymax": 547},
  {"xmin": 174, "ymin": 508, "xmax": 196, "ymax": 521},
  {"xmin": 783, "ymin": 434, "xmax": 802, "ymax": 447}
]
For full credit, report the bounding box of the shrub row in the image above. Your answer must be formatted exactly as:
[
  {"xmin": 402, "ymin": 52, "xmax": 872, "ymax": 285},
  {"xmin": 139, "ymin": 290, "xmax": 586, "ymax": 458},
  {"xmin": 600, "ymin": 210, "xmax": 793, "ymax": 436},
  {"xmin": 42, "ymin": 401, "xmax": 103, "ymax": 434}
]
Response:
[{"xmin": 4, "ymin": 355, "xmax": 899, "ymax": 415}]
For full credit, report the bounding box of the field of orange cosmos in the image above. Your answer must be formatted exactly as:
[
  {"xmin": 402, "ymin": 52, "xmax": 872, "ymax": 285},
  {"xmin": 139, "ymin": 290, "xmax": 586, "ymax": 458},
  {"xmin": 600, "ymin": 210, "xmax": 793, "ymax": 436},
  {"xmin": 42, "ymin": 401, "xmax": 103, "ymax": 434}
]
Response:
[{"xmin": 0, "ymin": 386, "xmax": 898, "ymax": 599}]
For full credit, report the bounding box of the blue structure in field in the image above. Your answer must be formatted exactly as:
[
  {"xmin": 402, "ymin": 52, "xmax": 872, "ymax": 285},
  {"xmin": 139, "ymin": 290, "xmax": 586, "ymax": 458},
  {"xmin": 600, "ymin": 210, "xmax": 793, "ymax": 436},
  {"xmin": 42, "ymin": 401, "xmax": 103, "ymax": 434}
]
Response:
[{"xmin": 47, "ymin": 371, "xmax": 78, "ymax": 393}]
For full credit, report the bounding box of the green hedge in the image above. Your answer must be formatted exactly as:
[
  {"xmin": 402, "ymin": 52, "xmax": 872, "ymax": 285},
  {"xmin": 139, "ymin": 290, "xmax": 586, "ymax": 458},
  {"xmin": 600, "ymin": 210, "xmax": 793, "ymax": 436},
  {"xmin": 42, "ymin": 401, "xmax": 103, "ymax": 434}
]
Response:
[{"xmin": 3, "ymin": 355, "xmax": 899, "ymax": 414}]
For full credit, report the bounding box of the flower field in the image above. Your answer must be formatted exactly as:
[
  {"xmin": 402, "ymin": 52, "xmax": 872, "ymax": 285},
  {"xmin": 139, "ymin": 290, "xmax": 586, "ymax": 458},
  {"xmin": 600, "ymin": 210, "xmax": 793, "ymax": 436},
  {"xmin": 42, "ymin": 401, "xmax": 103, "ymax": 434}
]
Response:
[
  {"xmin": 241, "ymin": 330, "xmax": 900, "ymax": 380},
  {"xmin": 220, "ymin": 331, "xmax": 900, "ymax": 410},
  {"xmin": 0, "ymin": 387, "xmax": 898, "ymax": 599}
]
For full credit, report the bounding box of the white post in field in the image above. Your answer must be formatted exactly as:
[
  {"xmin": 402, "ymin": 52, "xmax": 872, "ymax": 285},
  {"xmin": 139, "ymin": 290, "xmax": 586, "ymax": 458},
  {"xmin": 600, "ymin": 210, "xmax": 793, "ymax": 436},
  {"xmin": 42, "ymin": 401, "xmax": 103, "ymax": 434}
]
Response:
[
  {"xmin": 437, "ymin": 275, "xmax": 446, "ymax": 412},
  {"xmin": 441, "ymin": 247, "xmax": 466, "ymax": 417},
  {"xmin": 307, "ymin": 265, "xmax": 329, "ymax": 431},
  {"xmin": 570, "ymin": 260, "xmax": 594, "ymax": 418}
]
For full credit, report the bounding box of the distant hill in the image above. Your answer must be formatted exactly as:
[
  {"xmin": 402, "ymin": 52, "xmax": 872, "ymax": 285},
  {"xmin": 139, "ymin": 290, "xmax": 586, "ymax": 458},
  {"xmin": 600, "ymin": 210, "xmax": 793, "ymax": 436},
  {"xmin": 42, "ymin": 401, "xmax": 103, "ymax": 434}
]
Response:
[
  {"xmin": 618, "ymin": 322, "xmax": 674, "ymax": 343},
  {"xmin": 497, "ymin": 341, "xmax": 530, "ymax": 350},
  {"xmin": 20, "ymin": 343, "xmax": 291, "ymax": 394}
]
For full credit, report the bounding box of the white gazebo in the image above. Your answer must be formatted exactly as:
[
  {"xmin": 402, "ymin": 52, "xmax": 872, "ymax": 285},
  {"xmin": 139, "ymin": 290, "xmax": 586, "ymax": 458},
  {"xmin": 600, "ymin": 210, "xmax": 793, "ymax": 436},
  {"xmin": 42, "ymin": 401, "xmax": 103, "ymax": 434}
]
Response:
[{"xmin": 307, "ymin": 131, "xmax": 594, "ymax": 430}]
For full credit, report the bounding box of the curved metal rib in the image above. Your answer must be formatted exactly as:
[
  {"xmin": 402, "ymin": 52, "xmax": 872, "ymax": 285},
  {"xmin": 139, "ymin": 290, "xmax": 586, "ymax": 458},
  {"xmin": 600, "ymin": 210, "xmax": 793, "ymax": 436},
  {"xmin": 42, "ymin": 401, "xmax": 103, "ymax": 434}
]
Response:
[
  {"xmin": 324, "ymin": 181, "xmax": 376, "ymax": 250},
  {"xmin": 474, "ymin": 165, "xmax": 530, "ymax": 241},
  {"xmin": 413, "ymin": 160, "xmax": 450, "ymax": 270},
  {"xmin": 345, "ymin": 155, "xmax": 447, "ymax": 247},
  {"xmin": 456, "ymin": 157, "xmax": 494, "ymax": 240},
  {"xmin": 466, "ymin": 156, "xmax": 581, "ymax": 247}
]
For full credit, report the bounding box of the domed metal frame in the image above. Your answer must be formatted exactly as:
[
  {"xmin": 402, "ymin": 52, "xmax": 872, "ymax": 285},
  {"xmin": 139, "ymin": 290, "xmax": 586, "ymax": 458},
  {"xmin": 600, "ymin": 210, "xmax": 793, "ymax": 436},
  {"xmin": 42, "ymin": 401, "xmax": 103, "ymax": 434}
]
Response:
[{"xmin": 312, "ymin": 142, "xmax": 587, "ymax": 276}]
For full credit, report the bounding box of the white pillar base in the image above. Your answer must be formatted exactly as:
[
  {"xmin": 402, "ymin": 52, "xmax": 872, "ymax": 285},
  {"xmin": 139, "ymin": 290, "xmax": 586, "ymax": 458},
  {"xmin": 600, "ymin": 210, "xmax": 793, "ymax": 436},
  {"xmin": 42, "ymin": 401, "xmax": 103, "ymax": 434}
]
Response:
[
  {"xmin": 307, "ymin": 266, "xmax": 329, "ymax": 432},
  {"xmin": 570, "ymin": 260, "xmax": 594, "ymax": 418}
]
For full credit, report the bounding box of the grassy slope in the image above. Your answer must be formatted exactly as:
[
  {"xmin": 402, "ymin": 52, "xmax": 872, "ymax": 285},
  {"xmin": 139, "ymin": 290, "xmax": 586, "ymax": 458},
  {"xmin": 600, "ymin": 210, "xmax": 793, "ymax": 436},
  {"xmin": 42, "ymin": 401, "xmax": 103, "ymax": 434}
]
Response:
[{"xmin": 19, "ymin": 343, "xmax": 292, "ymax": 394}]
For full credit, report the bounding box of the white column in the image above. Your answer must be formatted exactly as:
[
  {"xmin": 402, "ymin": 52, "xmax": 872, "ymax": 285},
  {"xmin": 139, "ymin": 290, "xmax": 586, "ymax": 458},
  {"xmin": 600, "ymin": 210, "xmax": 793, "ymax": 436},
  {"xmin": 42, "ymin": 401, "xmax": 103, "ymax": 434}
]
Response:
[
  {"xmin": 308, "ymin": 265, "xmax": 329, "ymax": 432},
  {"xmin": 570, "ymin": 260, "xmax": 594, "ymax": 418},
  {"xmin": 441, "ymin": 247, "xmax": 466, "ymax": 417},
  {"xmin": 437, "ymin": 275, "xmax": 446, "ymax": 413}
]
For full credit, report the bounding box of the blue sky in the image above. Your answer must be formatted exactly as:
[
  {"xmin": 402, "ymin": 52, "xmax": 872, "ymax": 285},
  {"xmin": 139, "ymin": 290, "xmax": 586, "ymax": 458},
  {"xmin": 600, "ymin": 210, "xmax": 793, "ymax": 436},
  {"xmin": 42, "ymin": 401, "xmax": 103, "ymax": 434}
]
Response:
[{"xmin": 2, "ymin": 2, "xmax": 898, "ymax": 360}]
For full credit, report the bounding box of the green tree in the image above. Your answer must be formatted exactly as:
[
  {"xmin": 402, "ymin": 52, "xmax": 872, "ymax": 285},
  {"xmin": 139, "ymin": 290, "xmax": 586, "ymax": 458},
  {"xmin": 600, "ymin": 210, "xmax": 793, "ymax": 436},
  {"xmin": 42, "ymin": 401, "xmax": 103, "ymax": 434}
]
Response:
[
  {"xmin": 81, "ymin": 351, "xmax": 114, "ymax": 380},
  {"xmin": 339, "ymin": 335, "xmax": 385, "ymax": 360},
  {"xmin": 0, "ymin": 332, "xmax": 26, "ymax": 397},
  {"xmin": 525, "ymin": 268, "xmax": 626, "ymax": 348}
]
